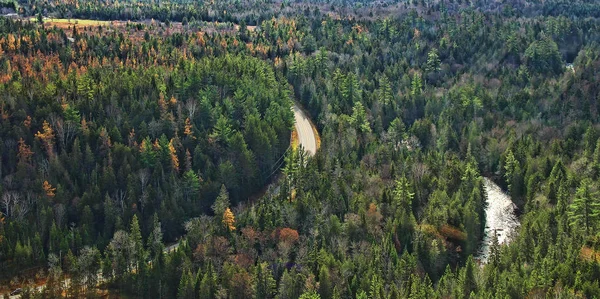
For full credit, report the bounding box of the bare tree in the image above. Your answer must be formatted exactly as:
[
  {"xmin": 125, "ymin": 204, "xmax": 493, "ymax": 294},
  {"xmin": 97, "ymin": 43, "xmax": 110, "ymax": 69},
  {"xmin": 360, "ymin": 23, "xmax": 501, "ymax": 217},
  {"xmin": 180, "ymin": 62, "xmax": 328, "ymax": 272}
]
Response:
[
  {"xmin": 105, "ymin": 103, "xmax": 123, "ymax": 126},
  {"xmin": 51, "ymin": 115, "xmax": 78, "ymax": 151},
  {"xmin": 107, "ymin": 230, "xmax": 133, "ymax": 278},
  {"xmin": 54, "ymin": 203, "xmax": 65, "ymax": 227},
  {"xmin": 46, "ymin": 253, "xmax": 64, "ymax": 296},
  {"xmin": 1, "ymin": 191, "xmax": 20, "ymax": 218},
  {"xmin": 12, "ymin": 190, "xmax": 34, "ymax": 221},
  {"xmin": 139, "ymin": 169, "xmax": 150, "ymax": 193},
  {"xmin": 2, "ymin": 139, "xmax": 17, "ymax": 178},
  {"xmin": 3, "ymin": 173, "xmax": 16, "ymax": 189},
  {"xmin": 27, "ymin": 88, "xmax": 35, "ymax": 103},
  {"xmin": 39, "ymin": 158, "xmax": 50, "ymax": 178},
  {"xmin": 4, "ymin": 93, "xmax": 15, "ymax": 110},
  {"xmin": 77, "ymin": 246, "xmax": 101, "ymax": 293},
  {"xmin": 113, "ymin": 189, "xmax": 127, "ymax": 215},
  {"xmin": 148, "ymin": 119, "xmax": 162, "ymax": 139},
  {"xmin": 138, "ymin": 169, "xmax": 150, "ymax": 214},
  {"xmin": 412, "ymin": 162, "xmax": 429, "ymax": 203},
  {"xmin": 185, "ymin": 98, "xmax": 198, "ymax": 119}
]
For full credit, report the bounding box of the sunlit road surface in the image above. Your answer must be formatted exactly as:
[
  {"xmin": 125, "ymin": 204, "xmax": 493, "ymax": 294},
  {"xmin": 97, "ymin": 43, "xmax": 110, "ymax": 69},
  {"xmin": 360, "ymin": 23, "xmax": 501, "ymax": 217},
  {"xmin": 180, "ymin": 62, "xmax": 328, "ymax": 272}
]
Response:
[{"xmin": 293, "ymin": 105, "xmax": 317, "ymax": 156}]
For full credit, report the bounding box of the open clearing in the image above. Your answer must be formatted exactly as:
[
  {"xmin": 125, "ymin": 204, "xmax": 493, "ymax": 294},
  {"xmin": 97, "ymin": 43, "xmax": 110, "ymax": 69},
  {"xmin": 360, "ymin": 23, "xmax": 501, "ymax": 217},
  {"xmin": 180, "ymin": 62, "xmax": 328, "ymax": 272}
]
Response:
[{"xmin": 29, "ymin": 17, "xmax": 115, "ymax": 28}]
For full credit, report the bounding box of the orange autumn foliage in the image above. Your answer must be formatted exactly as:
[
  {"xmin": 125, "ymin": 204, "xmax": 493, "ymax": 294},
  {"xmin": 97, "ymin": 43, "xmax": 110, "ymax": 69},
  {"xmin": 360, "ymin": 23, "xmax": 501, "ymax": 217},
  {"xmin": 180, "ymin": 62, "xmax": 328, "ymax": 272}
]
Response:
[
  {"xmin": 279, "ymin": 228, "xmax": 299, "ymax": 244},
  {"xmin": 43, "ymin": 180, "xmax": 56, "ymax": 197},
  {"xmin": 35, "ymin": 120, "xmax": 55, "ymax": 158},
  {"xmin": 439, "ymin": 224, "xmax": 467, "ymax": 241},
  {"xmin": 17, "ymin": 138, "xmax": 34, "ymax": 165},
  {"xmin": 169, "ymin": 95, "xmax": 177, "ymax": 106},
  {"xmin": 169, "ymin": 139, "xmax": 179, "ymax": 172},
  {"xmin": 184, "ymin": 118, "xmax": 194, "ymax": 138}
]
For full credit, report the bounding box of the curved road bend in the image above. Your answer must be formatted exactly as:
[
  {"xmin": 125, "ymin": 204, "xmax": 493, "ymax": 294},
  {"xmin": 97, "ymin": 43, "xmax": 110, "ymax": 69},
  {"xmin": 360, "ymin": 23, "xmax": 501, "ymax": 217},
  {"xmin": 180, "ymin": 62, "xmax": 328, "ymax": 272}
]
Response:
[
  {"xmin": 4, "ymin": 103, "xmax": 320, "ymax": 298},
  {"xmin": 292, "ymin": 104, "xmax": 317, "ymax": 156},
  {"xmin": 162, "ymin": 104, "xmax": 318, "ymax": 255}
]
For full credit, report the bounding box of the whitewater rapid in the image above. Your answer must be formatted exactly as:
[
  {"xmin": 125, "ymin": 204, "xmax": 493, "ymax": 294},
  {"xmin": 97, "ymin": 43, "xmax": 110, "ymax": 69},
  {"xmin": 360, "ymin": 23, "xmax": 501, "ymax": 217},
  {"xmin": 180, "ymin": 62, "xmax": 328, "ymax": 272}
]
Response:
[{"xmin": 477, "ymin": 178, "xmax": 520, "ymax": 263}]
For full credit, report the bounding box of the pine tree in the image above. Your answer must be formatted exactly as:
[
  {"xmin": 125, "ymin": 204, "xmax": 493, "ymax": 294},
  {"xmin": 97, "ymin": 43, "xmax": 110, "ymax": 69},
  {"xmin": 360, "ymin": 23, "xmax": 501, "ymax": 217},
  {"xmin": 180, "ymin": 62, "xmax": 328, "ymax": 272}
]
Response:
[
  {"xmin": 460, "ymin": 256, "xmax": 477, "ymax": 297},
  {"xmin": 426, "ymin": 48, "xmax": 441, "ymax": 73},
  {"xmin": 140, "ymin": 137, "xmax": 157, "ymax": 167},
  {"xmin": 147, "ymin": 213, "xmax": 164, "ymax": 260},
  {"xmin": 212, "ymin": 185, "xmax": 230, "ymax": 216},
  {"xmin": 255, "ymin": 262, "xmax": 276, "ymax": 299},
  {"xmin": 568, "ymin": 179, "xmax": 600, "ymax": 236},
  {"xmin": 350, "ymin": 101, "xmax": 371, "ymax": 133},
  {"xmin": 377, "ymin": 75, "xmax": 393, "ymax": 107},
  {"xmin": 369, "ymin": 274, "xmax": 384, "ymax": 299},
  {"xmin": 583, "ymin": 126, "xmax": 597, "ymax": 158},
  {"xmin": 129, "ymin": 215, "xmax": 145, "ymax": 274},
  {"xmin": 411, "ymin": 73, "xmax": 422, "ymax": 96},
  {"xmin": 299, "ymin": 291, "xmax": 321, "ymax": 299},
  {"xmin": 210, "ymin": 115, "xmax": 234, "ymax": 144},
  {"xmin": 178, "ymin": 270, "xmax": 196, "ymax": 299},
  {"xmin": 277, "ymin": 269, "xmax": 303, "ymax": 299},
  {"xmin": 182, "ymin": 170, "xmax": 201, "ymax": 203},
  {"xmin": 489, "ymin": 231, "xmax": 500, "ymax": 267},
  {"xmin": 592, "ymin": 139, "xmax": 600, "ymax": 178},
  {"xmin": 387, "ymin": 117, "xmax": 405, "ymax": 143},
  {"xmin": 393, "ymin": 176, "xmax": 415, "ymax": 213},
  {"xmin": 198, "ymin": 263, "xmax": 217, "ymax": 299},
  {"xmin": 503, "ymin": 149, "xmax": 517, "ymax": 190},
  {"xmin": 355, "ymin": 290, "xmax": 367, "ymax": 299},
  {"xmin": 318, "ymin": 267, "xmax": 332, "ymax": 299}
]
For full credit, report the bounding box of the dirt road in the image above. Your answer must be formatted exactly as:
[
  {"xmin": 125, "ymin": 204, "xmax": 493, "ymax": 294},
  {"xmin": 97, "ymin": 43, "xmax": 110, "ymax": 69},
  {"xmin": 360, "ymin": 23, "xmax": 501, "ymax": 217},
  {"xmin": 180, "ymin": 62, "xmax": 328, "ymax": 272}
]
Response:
[{"xmin": 293, "ymin": 105, "xmax": 317, "ymax": 156}]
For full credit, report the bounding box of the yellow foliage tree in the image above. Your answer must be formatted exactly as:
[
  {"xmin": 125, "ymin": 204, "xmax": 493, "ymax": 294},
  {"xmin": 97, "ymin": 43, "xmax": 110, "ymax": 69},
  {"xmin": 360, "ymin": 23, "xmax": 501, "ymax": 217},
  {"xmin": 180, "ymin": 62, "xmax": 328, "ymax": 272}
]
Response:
[
  {"xmin": 7, "ymin": 34, "xmax": 16, "ymax": 51},
  {"xmin": 43, "ymin": 181, "xmax": 56, "ymax": 197},
  {"xmin": 169, "ymin": 95, "xmax": 177, "ymax": 106},
  {"xmin": 184, "ymin": 118, "xmax": 194, "ymax": 138},
  {"xmin": 223, "ymin": 208, "xmax": 236, "ymax": 231},
  {"xmin": 35, "ymin": 120, "xmax": 55, "ymax": 159}
]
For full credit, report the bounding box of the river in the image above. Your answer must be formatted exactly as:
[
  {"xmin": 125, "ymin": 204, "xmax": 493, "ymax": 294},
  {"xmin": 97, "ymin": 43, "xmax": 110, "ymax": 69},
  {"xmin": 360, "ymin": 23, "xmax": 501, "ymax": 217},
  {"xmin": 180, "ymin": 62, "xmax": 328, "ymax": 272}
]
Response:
[{"xmin": 477, "ymin": 178, "xmax": 520, "ymax": 263}]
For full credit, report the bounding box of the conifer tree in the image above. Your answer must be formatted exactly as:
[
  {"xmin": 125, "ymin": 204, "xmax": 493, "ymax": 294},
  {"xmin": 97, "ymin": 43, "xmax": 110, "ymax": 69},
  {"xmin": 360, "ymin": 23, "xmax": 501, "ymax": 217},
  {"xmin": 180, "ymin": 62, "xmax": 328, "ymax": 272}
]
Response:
[{"xmin": 568, "ymin": 179, "xmax": 600, "ymax": 236}]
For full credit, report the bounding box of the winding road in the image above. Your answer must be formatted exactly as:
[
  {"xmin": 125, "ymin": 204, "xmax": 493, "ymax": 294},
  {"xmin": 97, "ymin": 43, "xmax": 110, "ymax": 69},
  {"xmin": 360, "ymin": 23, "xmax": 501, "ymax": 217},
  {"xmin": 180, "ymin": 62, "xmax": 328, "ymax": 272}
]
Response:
[
  {"xmin": 293, "ymin": 104, "xmax": 318, "ymax": 156},
  {"xmin": 146, "ymin": 104, "xmax": 318, "ymax": 255},
  {"xmin": 1, "ymin": 103, "xmax": 320, "ymax": 298}
]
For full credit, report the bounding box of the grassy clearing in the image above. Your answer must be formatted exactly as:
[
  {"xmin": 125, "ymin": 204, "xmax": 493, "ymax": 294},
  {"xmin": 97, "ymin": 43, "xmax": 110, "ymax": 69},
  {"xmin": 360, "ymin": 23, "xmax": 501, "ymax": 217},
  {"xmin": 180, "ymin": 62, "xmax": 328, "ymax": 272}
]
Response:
[{"xmin": 28, "ymin": 17, "xmax": 114, "ymax": 28}]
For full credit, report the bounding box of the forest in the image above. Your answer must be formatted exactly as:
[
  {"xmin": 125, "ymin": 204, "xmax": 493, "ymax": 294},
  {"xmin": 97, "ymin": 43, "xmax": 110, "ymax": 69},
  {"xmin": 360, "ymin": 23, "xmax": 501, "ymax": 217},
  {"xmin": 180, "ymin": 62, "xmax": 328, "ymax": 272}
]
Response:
[{"xmin": 1, "ymin": 0, "xmax": 600, "ymax": 298}]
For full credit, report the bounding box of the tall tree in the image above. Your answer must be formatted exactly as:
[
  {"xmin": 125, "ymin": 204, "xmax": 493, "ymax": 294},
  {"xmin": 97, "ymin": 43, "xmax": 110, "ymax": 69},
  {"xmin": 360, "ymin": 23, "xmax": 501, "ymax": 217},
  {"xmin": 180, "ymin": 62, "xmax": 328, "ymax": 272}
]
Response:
[{"xmin": 568, "ymin": 179, "xmax": 600, "ymax": 236}]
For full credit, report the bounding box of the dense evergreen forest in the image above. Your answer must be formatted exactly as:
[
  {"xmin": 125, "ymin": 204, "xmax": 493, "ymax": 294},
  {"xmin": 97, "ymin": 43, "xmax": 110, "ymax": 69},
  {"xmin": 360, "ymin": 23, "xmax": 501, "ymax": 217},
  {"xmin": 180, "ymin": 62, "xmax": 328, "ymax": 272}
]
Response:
[{"xmin": 1, "ymin": 0, "xmax": 600, "ymax": 297}]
